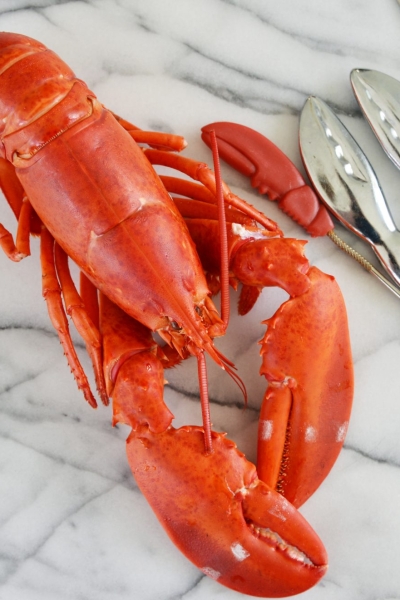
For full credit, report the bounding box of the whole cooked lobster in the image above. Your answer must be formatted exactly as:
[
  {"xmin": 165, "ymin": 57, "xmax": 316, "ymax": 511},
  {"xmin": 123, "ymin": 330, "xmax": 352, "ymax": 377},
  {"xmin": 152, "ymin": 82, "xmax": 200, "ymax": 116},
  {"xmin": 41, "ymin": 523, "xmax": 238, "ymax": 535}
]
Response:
[{"xmin": 0, "ymin": 32, "xmax": 353, "ymax": 597}]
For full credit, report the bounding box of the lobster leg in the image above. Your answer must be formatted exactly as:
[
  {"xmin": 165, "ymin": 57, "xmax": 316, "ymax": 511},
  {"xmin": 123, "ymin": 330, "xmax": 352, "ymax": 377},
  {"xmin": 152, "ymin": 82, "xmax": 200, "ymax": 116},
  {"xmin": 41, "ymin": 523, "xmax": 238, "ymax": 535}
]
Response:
[
  {"xmin": 101, "ymin": 295, "xmax": 328, "ymax": 597},
  {"xmin": 0, "ymin": 157, "xmax": 34, "ymax": 260},
  {"xmin": 161, "ymin": 175, "xmax": 221, "ymax": 205},
  {"xmin": 0, "ymin": 157, "xmax": 108, "ymax": 406},
  {"xmin": 79, "ymin": 271, "xmax": 100, "ymax": 330},
  {"xmin": 144, "ymin": 148, "xmax": 280, "ymax": 233},
  {"xmin": 40, "ymin": 228, "xmax": 98, "ymax": 408},
  {"xmin": 100, "ymin": 293, "xmax": 173, "ymax": 428},
  {"xmin": 53, "ymin": 243, "xmax": 108, "ymax": 405},
  {"xmin": 111, "ymin": 113, "xmax": 188, "ymax": 151},
  {"xmin": 0, "ymin": 198, "xmax": 32, "ymax": 261}
]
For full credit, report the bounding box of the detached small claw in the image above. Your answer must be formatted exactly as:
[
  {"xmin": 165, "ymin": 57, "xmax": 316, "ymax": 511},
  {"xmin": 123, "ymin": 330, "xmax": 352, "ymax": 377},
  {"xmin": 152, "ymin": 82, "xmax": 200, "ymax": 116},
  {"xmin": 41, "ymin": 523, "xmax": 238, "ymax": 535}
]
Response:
[{"xmin": 201, "ymin": 122, "xmax": 333, "ymax": 237}]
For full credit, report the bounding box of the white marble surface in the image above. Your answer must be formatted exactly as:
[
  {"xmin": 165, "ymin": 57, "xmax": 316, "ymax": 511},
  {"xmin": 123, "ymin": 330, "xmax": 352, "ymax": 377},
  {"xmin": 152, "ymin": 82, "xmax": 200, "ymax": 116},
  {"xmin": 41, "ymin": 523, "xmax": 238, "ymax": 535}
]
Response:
[{"xmin": 1, "ymin": 1, "xmax": 400, "ymax": 599}]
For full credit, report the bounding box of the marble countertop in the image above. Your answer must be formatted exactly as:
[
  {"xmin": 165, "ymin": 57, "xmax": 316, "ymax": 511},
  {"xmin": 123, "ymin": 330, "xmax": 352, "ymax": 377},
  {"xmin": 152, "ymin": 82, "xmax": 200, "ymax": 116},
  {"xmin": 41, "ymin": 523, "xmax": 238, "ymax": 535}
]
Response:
[{"xmin": 2, "ymin": 1, "xmax": 400, "ymax": 599}]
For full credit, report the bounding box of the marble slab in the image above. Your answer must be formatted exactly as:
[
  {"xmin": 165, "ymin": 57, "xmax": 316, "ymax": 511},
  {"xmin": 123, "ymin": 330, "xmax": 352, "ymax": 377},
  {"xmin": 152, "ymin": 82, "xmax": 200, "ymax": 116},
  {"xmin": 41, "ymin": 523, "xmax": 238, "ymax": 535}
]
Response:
[{"xmin": 1, "ymin": 1, "xmax": 400, "ymax": 599}]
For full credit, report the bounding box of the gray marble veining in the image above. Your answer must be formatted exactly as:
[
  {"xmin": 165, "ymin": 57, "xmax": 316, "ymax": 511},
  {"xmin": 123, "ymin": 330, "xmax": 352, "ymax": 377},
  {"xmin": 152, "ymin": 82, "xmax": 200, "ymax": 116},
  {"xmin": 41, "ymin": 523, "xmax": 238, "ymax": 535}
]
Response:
[{"xmin": 1, "ymin": 1, "xmax": 400, "ymax": 599}]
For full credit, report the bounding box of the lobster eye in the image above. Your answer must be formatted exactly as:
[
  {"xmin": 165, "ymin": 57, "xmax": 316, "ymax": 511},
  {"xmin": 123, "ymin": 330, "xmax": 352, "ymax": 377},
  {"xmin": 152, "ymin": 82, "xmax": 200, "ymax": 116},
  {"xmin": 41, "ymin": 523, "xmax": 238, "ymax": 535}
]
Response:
[
  {"xmin": 195, "ymin": 305, "xmax": 202, "ymax": 316},
  {"xmin": 170, "ymin": 320, "xmax": 182, "ymax": 331}
]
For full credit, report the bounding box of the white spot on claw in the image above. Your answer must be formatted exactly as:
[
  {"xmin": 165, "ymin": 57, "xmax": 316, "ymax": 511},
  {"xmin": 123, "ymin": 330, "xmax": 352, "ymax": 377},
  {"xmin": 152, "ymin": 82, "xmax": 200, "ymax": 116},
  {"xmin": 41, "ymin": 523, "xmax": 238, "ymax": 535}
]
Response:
[
  {"xmin": 260, "ymin": 419, "xmax": 273, "ymax": 440},
  {"xmin": 231, "ymin": 542, "xmax": 250, "ymax": 561},
  {"xmin": 305, "ymin": 426, "xmax": 317, "ymax": 442},
  {"xmin": 232, "ymin": 223, "xmax": 266, "ymax": 239},
  {"xmin": 268, "ymin": 503, "xmax": 287, "ymax": 521},
  {"xmin": 202, "ymin": 566, "xmax": 221, "ymax": 580},
  {"xmin": 336, "ymin": 421, "xmax": 349, "ymax": 442}
]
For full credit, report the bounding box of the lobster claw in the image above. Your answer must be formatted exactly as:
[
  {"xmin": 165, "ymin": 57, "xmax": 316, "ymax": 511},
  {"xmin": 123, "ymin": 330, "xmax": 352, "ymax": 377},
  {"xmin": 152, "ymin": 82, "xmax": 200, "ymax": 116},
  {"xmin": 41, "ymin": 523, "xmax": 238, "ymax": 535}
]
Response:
[
  {"xmin": 103, "ymin": 297, "xmax": 328, "ymax": 597},
  {"xmin": 201, "ymin": 121, "xmax": 334, "ymax": 237},
  {"xmin": 127, "ymin": 425, "xmax": 328, "ymax": 598},
  {"xmin": 201, "ymin": 121, "xmax": 354, "ymax": 508},
  {"xmin": 258, "ymin": 266, "xmax": 353, "ymax": 507}
]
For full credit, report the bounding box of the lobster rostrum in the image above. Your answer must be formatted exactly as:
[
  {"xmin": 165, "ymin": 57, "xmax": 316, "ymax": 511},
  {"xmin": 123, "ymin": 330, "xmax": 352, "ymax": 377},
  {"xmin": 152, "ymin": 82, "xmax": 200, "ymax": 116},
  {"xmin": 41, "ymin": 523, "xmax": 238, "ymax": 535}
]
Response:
[{"xmin": 0, "ymin": 33, "xmax": 353, "ymax": 597}]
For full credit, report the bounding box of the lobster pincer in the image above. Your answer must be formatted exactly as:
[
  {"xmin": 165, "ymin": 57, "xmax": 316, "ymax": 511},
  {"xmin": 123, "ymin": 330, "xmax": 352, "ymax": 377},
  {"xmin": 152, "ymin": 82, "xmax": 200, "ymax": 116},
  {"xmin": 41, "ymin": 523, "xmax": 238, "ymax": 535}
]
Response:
[
  {"xmin": 102, "ymin": 295, "xmax": 328, "ymax": 598},
  {"xmin": 201, "ymin": 121, "xmax": 354, "ymax": 508},
  {"xmin": 201, "ymin": 122, "xmax": 334, "ymax": 237}
]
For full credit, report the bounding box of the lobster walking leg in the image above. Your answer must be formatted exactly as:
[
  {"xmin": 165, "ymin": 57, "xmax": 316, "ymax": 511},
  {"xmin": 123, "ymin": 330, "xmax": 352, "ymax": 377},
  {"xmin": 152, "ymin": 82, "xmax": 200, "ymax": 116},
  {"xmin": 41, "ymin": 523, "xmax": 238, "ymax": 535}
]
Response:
[
  {"xmin": 40, "ymin": 228, "xmax": 98, "ymax": 408},
  {"xmin": 0, "ymin": 156, "xmax": 107, "ymax": 406},
  {"xmin": 80, "ymin": 271, "xmax": 100, "ymax": 330},
  {"xmin": 162, "ymin": 176, "xmax": 225, "ymax": 206},
  {"xmin": 111, "ymin": 113, "xmax": 188, "ymax": 152},
  {"xmin": 54, "ymin": 243, "xmax": 108, "ymax": 405},
  {"xmin": 0, "ymin": 157, "xmax": 34, "ymax": 260},
  {"xmin": 144, "ymin": 148, "xmax": 280, "ymax": 233}
]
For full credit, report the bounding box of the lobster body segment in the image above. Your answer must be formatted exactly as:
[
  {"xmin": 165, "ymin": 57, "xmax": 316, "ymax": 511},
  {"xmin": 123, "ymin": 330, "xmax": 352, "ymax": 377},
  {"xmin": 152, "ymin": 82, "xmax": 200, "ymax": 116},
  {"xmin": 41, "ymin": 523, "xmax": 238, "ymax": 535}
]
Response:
[
  {"xmin": 0, "ymin": 33, "xmax": 77, "ymax": 142},
  {"xmin": 0, "ymin": 33, "xmax": 222, "ymax": 361},
  {"xmin": 0, "ymin": 32, "xmax": 354, "ymax": 597},
  {"xmin": 16, "ymin": 107, "xmax": 209, "ymax": 334}
]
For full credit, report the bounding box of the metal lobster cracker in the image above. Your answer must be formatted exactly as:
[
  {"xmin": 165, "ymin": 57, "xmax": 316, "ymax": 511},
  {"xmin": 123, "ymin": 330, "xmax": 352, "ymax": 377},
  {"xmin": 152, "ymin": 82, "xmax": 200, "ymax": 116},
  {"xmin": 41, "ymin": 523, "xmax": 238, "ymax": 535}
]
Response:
[{"xmin": 0, "ymin": 33, "xmax": 353, "ymax": 597}]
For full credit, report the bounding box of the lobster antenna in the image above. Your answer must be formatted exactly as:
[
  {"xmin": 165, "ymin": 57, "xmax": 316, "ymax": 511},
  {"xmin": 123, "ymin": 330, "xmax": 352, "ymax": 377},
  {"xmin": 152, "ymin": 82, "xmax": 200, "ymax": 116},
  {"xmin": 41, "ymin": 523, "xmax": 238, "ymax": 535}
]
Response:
[
  {"xmin": 197, "ymin": 351, "xmax": 213, "ymax": 453},
  {"xmin": 209, "ymin": 129, "xmax": 230, "ymax": 331},
  {"xmin": 199, "ymin": 134, "xmax": 247, "ymax": 451},
  {"xmin": 207, "ymin": 133, "xmax": 248, "ymax": 406},
  {"xmin": 212, "ymin": 345, "xmax": 248, "ymax": 406},
  {"xmin": 203, "ymin": 338, "xmax": 248, "ymax": 408}
]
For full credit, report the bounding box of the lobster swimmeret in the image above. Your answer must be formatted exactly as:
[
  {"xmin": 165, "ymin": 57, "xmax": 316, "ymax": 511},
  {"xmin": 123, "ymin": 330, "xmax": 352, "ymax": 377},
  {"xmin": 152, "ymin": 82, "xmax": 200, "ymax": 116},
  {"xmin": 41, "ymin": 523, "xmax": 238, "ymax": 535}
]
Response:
[{"xmin": 0, "ymin": 33, "xmax": 353, "ymax": 597}]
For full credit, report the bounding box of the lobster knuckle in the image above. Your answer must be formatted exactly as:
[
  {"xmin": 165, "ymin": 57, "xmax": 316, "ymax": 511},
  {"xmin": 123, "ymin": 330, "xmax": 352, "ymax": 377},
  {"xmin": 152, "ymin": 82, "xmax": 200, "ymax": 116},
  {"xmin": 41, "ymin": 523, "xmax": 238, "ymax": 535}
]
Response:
[
  {"xmin": 231, "ymin": 236, "xmax": 310, "ymax": 297},
  {"xmin": 112, "ymin": 351, "xmax": 173, "ymax": 433}
]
